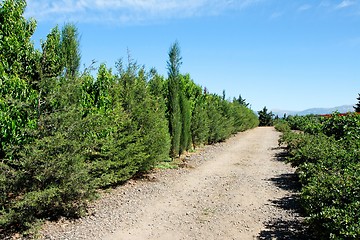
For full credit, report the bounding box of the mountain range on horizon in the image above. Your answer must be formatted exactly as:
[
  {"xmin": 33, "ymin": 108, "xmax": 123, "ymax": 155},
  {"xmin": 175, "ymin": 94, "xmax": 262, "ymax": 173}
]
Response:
[{"xmin": 271, "ymin": 105, "xmax": 355, "ymax": 117}]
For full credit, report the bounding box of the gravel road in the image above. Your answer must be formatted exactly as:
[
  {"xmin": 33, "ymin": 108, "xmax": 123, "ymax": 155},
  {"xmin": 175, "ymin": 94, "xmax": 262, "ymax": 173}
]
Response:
[{"xmin": 40, "ymin": 127, "xmax": 306, "ymax": 240}]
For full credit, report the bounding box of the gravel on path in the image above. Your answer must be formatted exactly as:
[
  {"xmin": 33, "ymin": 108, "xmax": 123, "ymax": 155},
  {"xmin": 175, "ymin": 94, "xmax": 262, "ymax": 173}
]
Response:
[{"xmin": 40, "ymin": 127, "xmax": 306, "ymax": 240}]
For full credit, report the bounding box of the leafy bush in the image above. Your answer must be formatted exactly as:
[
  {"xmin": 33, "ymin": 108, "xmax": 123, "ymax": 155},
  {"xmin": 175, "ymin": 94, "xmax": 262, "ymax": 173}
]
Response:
[
  {"xmin": 302, "ymin": 163, "xmax": 360, "ymax": 239},
  {"xmin": 279, "ymin": 114, "xmax": 360, "ymax": 239},
  {"xmin": 274, "ymin": 119, "xmax": 290, "ymax": 133},
  {"xmin": 322, "ymin": 113, "xmax": 360, "ymax": 141}
]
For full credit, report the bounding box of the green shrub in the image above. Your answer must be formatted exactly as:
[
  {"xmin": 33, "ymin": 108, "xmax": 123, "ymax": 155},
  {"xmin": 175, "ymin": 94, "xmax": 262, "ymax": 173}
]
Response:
[
  {"xmin": 281, "ymin": 114, "xmax": 360, "ymax": 239},
  {"xmin": 322, "ymin": 113, "xmax": 360, "ymax": 141},
  {"xmin": 302, "ymin": 163, "xmax": 360, "ymax": 239},
  {"xmin": 274, "ymin": 120, "xmax": 290, "ymax": 133},
  {"xmin": 0, "ymin": 108, "xmax": 95, "ymax": 232}
]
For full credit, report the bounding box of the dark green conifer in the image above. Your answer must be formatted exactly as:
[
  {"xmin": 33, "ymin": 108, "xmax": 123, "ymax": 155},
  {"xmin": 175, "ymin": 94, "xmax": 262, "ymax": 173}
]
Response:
[
  {"xmin": 179, "ymin": 91, "xmax": 191, "ymax": 154},
  {"xmin": 258, "ymin": 106, "xmax": 274, "ymax": 126},
  {"xmin": 167, "ymin": 42, "xmax": 182, "ymax": 158}
]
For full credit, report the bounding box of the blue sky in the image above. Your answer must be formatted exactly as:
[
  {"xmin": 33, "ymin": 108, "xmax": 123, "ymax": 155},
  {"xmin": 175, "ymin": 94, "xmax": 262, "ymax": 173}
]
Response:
[{"xmin": 25, "ymin": 0, "xmax": 360, "ymax": 111}]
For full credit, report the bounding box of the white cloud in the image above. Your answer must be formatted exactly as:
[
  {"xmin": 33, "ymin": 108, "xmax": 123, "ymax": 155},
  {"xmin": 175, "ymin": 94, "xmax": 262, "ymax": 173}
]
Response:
[
  {"xmin": 298, "ymin": 4, "xmax": 312, "ymax": 12},
  {"xmin": 335, "ymin": 0, "xmax": 356, "ymax": 9},
  {"xmin": 25, "ymin": 0, "xmax": 263, "ymax": 24}
]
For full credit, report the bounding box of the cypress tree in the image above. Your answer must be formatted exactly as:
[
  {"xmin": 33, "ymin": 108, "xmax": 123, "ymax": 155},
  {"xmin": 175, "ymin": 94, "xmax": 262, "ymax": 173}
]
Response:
[
  {"xmin": 179, "ymin": 91, "xmax": 191, "ymax": 154},
  {"xmin": 167, "ymin": 42, "xmax": 182, "ymax": 158}
]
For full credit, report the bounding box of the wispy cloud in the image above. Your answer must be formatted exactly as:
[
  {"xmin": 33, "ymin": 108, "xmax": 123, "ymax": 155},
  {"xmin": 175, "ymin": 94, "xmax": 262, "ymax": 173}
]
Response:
[
  {"xmin": 269, "ymin": 11, "xmax": 283, "ymax": 20},
  {"xmin": 298, "ymin": 4, "xmax": 312, "ymax": 12},
  {"xmin": 25, "ymin": 0, "xmax": 263, "ymax": 24},
  {"xmin": 335, "ymin": 0, "xmax": 356, "ymax": 9}
]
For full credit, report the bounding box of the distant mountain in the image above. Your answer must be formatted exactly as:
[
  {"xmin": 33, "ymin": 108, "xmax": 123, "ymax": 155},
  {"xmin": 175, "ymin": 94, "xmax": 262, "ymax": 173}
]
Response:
[{"xmin": 272, "ymin": 105, "xmax": 354, "ymax": 117}]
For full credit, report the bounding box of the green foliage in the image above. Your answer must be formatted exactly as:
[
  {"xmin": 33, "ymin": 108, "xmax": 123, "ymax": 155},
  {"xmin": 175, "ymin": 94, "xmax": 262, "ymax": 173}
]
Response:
[
  {"xmin": 274, "ymin": 119, "xmax": 291, "ymax": 133},
  {"xmin": 230, "ymin": 101, "xmax": 259, "ymax": 132},
  {"xmin": 116, "ymin": 61, "xmax": 171, "ymax": 171},
  {"xmin": 61, "ymin": 23, "xmax": 81, "ymax": 79},
  {"xmin": 206, "ymin": 94, "xmax": 233, "ymax": 144},
  {"xmin": 354, "ymin": 94, "xmax": 360, "ymax": 112},
  {"xmin": 0, "ymin": 107, "xmax": 95, "ymax": 233},
  {"xmin": 191, "ymin": 96, "xmax": 209, "ymax": 148},
  {"xmin": 148, "ymin": 69, "xmax": 166, "ymax": 99},
  {"xmin": 0, "ymin": 0, "xmax": 40, "ymax": 82},
  {"xmin": 167, "ymin": 42, "xmax": 182, "ymax": 157},
  {"xmin": 280, "ymin": 114, "xmax": 360, "ymax": 239},
  {"xmin": 180, "ymin": 74, "xmax": 202, "ymax": 110},
  {"xmin": 1, "ymin": 122, "xmax": 94, "ymax": 228},
  {"xmin": 302, "ymin": 162, "xmax": 360, "ymax": 239},
  {"xmin": 0, "ymin": 72, "xmax": 38, "ymax": 158},
  {"xmin": 40, "ymin": 26, "xmax": 63, "ymax": 79},
  {"xmin": 179, "ymin": 91, "xmax": 191, "ymax": 154},
  {"xmin": 0, "ymin": 4, "xmax": 258, "ymax": 235},
  {"xmin": 80, "ymin": 107, "xmax": 148, "ymax": 187},
  {"xmin": 234, "ymin": 94, "xmax": 249, "ymax": 107},
  {"xmin": 285, "ymin": 114, "xmax": 322, "ymax": 133},
  {"xmin": 322, "ymin": 113, "xmax": 360, "ymax": 141},
  {"xmin": 258, "ymin": 106, "xmax": 274, "ymax": 126}
]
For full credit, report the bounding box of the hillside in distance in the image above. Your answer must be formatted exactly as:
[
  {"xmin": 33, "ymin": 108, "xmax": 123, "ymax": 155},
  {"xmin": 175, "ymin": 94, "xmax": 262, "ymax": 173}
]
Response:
[{"xmin": 272, "ymin": 105, "xmax": 354, "ymax": 117}]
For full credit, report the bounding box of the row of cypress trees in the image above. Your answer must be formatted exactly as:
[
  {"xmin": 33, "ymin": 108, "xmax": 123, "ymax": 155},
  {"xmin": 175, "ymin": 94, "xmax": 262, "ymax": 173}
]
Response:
[{"xmin": 0, "ymin": 0, "xmax": 258, "ymax": 235}]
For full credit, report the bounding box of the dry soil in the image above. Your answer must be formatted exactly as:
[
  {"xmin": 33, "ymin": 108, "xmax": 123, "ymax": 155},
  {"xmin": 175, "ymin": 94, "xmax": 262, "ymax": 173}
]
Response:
[{"xmin": 40, "ymin": 127, "xmax": 306, "ymax": 240}]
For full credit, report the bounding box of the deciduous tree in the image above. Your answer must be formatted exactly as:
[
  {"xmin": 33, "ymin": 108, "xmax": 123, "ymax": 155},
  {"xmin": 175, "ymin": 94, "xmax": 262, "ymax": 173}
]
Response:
[{"xmin": 0, "ymin": 0, "xmax": 40, "ymax": 83}]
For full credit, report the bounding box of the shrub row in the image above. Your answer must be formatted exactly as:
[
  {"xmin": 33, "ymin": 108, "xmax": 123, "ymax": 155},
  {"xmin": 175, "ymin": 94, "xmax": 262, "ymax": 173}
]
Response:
[
  {"xmin": 277, "ymin": 113, "xmax": 360, "ymax": 239},
  {"xmin": 0, "ymin": 1, "xmax": 259, "ymax": 235}
]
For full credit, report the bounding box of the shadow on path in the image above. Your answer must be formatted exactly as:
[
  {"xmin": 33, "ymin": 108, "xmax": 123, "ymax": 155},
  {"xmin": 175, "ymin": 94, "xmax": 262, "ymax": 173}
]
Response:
[{"xmin": 257, "ymin": 148, "xmax": 312, "ymax": 240}]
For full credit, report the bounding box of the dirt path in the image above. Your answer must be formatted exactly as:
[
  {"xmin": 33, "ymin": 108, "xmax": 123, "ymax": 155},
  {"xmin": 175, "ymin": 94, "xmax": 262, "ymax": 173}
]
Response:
[{"xmin": 40, "ymin": 127, "xmax": 305, "ymax": 240}]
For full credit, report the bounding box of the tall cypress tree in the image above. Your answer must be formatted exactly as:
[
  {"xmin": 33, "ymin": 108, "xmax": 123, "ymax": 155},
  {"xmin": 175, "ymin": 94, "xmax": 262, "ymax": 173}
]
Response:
[
  {"xmin": 179, "ymin": 91, "xmax": 191, "ymax": 154},
  {"xmin": 167, "ymin": 42, "xmax": 182, "ymax": 158}
]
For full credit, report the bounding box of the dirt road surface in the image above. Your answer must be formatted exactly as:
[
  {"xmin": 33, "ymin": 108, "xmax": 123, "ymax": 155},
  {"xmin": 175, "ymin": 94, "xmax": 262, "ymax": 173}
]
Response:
[{"xmin": 40, "ymin": 127, "xmax": 305, "ymax": 240}]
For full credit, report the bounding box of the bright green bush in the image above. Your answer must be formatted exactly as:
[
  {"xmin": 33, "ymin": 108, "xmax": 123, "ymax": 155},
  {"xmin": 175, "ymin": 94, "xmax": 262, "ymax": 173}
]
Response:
[
  {"xmin": 322, "ymin": 113, "xmax": 360, "ymax": 141},
  {"xmin": 302, "ymin": 163, "xmax": 360, "ymax": 239},
  {"xmin": 274, "ymin": 119, "xmax": 290, "ymax": 133},
  {"xmin": 280, "ymin": 114, "xmax": 360, "ymax": 239},
  {"xmin": 0, "ymin": 73, "xmax": 38, "ymax": 158},
  {"xmin": 286, "ymin": 114, "xmax": 321, "ymax": 132}
]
